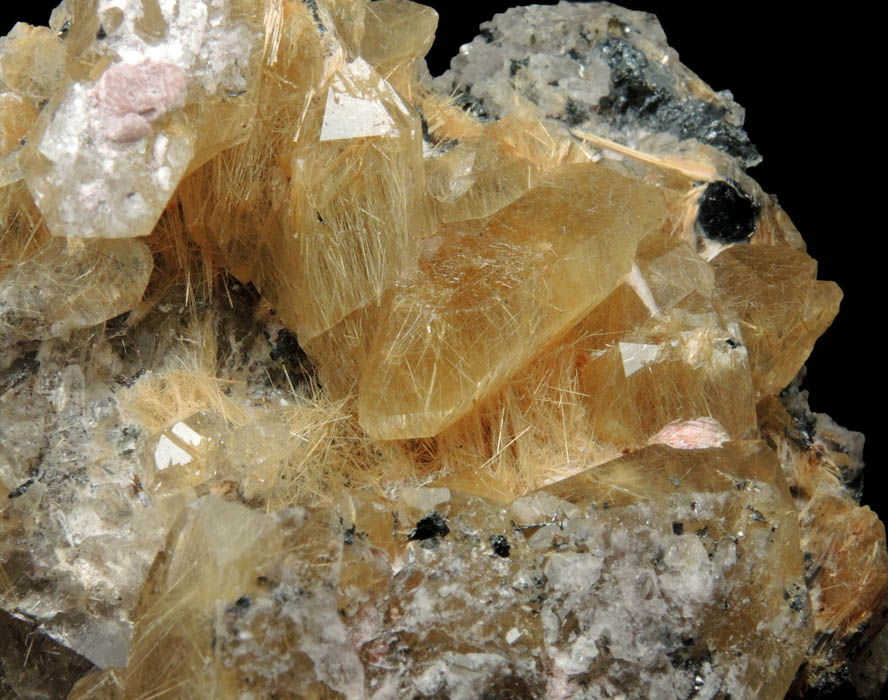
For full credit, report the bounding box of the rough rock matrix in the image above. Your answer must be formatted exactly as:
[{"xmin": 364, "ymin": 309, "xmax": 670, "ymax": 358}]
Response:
[{"xmin": 0, "ymin": 1, "xmax": 885, "ymax": 699}]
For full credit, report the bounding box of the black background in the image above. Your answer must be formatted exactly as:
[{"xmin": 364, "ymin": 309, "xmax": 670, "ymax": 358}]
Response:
[{"xmin": 1, "ymin": 2, "xmax": 880, "ymax": 516}]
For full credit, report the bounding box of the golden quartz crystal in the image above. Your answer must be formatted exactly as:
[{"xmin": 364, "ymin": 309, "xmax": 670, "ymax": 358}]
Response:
[{"xmin": 0, "ymin": 1, "xmax": 883, "ymax": 698}]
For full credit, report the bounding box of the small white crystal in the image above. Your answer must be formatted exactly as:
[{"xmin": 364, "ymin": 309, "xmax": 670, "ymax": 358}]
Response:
[
  {"xmin": 619, "ymin": 341, "xmax": 662, "ymax": 377},
  {"xmin": 320, "ymin": 58, "xmax": 407, "ymax": 141},
  {"xmin": 154, "ymin": 434, "xmax": 193, "ymax": 470},
  {"xmin": 170, "ymin": 421, "xmax": 203, "ymax": 447}
]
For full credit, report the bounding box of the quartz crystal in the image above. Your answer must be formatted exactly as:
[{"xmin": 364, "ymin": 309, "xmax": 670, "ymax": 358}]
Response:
[
  {"xmin": 0, "ymin": 1, "xmax": 884, "ymax": 699},
  {"xmin": 359, "ymin": 164, "xmax": 676, "ymax": 439},
  {"xmin": 19, "ymin": 0, "xmax": 266, "ymax": 240}
]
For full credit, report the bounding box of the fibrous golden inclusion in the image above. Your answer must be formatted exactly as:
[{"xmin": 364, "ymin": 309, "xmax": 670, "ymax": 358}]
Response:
[{"xmin": 0, "ymin": 1, "xmax": 884, "ymax": 699}]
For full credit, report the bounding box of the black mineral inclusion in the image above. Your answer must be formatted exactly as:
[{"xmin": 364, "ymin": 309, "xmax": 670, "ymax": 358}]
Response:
[
  {"xmin": 490, "ymin": 534, "xmax": 511, "ymax": 558},
  {"xmin": 697, "ymin": 180, "xmax": 761, "ymax": 243},
  {"xmin": 408, "ymin": 511, "xmax": 450, "ymax": 541},
  {"xmin": 595, "ymin": 37, "xmax": 760, "ymax": 166}
]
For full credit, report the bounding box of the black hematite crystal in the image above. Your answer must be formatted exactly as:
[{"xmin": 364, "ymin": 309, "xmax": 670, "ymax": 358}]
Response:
[
  {"xmin": 490, "ymin": 534, "xmax": 511, "ymax": 558},
  {"xmin": 697, "ymin": 180, "xmax": 761, "ymax": 243},
  {"xmin": 408, "ymin": 511, "xmax": 450, "ymax": 541}
]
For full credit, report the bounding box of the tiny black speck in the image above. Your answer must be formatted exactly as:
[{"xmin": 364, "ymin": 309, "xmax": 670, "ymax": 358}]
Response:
[
  {"xmin": 304, "ymin": 0, "xmax": 323, "ymax": 27},
  {"xmin": 96, "ymin": 25, "xmax": 107, "ymax": 40},
  {"xmin": 235, "ymin": 595, "xmax": 251, "ymax": 609},
  {"xmin": 747, "ymin": 507, "xmax": 766, "ymax": 523},
  {"xmin": 408, "ymin": 511, "xmax": 449, "ymax": 541},
  {"xmin": 672, "ymin": 521, "xmax": 684, "ymax": 535},
  {"xmin": 8, "ymin": 479, "xmax": 34, "ymax": 499},
  {"xmin": 417, "ymin": 105, "xmax": 430, "ymax": 141},
  {"xmin": 478, "ymin": 27, "xmax": 499, "ymax": 43},
  {"xmin": 563, "ymin": 98, "xmax": 589, "ymax": 127},
  {"xmin": 696, "ymin": 180, "xmax": 761, "ymax": 244},
  {"xmin": 783, "ymin": 586, "xmax": 808, "ymax": 612},
  {"xmin": 509, "ymin": 58, "xmax": 528, "ymax": 78},
  {"xmin": 490, "ymin": 534, "xmax": 511, "ymax": 558},
  {"xmin": 651, "ymin": 547, "xmax": 665, "ymax": 568},
  {"xmin": 344, "ymin": 524, "xmax": 356, "ymax": 545},
  {"xmin": 453, "ymin": 89, "xmax": 490, "ymax": 120}
]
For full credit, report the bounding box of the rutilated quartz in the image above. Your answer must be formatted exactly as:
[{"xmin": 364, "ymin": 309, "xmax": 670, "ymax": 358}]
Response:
[{"xmin": 0, "ymin": 1, "xmax": 883, "ymax": 698}]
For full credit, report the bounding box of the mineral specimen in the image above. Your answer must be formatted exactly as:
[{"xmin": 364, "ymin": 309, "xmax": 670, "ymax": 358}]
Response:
[{"xmin": 0, "ymin": 1, "xmax": 884, "ymax": 699}]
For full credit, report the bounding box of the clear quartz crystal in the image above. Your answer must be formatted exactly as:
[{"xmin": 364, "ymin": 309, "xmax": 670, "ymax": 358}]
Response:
[{"xmin": 19, "ymin": 0, "xmax": 266, "ymax": 239}]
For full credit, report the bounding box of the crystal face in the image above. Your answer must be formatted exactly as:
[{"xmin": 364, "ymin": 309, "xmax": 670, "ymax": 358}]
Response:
[{"xmin": 0, "ymin": 2, "xmax": 884, "ymax": 699}]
